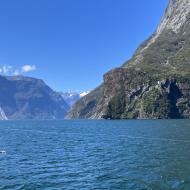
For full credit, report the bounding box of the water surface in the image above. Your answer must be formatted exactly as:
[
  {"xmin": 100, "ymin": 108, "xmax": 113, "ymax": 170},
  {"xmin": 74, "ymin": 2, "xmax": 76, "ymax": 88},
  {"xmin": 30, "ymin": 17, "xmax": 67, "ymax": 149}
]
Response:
[{"xmin": 0, "ymin": 120, "xmax": 190, "ymax": 190}]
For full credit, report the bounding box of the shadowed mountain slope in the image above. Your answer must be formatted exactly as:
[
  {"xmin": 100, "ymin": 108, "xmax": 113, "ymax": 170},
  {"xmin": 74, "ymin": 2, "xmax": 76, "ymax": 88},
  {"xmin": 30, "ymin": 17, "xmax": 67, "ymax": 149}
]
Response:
[{"xmin": 0, "ymin": 75, "xmax": 69, "ymax": 120}]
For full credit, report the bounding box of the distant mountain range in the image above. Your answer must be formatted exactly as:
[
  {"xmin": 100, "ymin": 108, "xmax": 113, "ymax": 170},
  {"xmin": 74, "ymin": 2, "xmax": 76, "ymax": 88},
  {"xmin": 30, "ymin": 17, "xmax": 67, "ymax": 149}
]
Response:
[
  {"xmin": 0, "ymin": 75, "xmax": 70, "ymax": 120},
  {"xmin": 0, "ymin": 74, "xmax": 90, "ymax": 120}
]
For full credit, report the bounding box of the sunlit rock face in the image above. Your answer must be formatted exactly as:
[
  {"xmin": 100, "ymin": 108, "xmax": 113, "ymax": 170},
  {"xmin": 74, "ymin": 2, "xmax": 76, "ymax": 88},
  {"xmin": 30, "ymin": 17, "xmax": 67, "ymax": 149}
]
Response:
[
  {"xmin": 68, "ymin": 0, "xmax": 190, "ymax": 119},
  {"xmin": 157, "ymin": 0, "xmax": 190, "ymax": 33}
]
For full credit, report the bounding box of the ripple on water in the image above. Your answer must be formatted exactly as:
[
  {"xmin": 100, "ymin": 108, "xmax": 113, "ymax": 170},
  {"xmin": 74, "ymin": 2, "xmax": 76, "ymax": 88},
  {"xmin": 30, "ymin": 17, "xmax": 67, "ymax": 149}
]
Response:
[{"xmin": 1, "ymin": 120, "xmax": 190, "ymax": 190}]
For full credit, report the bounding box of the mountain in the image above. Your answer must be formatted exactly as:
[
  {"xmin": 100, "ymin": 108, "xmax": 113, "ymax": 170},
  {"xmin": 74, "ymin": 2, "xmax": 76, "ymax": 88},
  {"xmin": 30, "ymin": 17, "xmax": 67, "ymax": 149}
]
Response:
[
  {"xmin": 66, "ymin": 86, "xmax": 103, "ymax": 119},
  {"xmin": 60, "ymin": 92, "xmax": 80, "ymax": 107},
  {"xmin": 0, "ymin": 75, "xmax": 69, "ymax": 120},
  {"xmin": 60, "ymin": 91, "xmax": 90, "ymax": 107},
  {"xmin": 68, "ymin": 0, "xmax": 190, "ymax": 119}
]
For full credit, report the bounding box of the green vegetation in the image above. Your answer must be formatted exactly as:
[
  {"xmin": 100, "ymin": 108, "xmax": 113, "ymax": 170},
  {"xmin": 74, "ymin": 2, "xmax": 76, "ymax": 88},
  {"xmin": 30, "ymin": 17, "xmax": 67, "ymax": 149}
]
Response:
[
  {"xmin": 106, "ymin": 92, "xmax": 125, "ymax": 119},
  {"xmin": 141, "ymin": 88, "xmax": 171, "ymax": 119}
]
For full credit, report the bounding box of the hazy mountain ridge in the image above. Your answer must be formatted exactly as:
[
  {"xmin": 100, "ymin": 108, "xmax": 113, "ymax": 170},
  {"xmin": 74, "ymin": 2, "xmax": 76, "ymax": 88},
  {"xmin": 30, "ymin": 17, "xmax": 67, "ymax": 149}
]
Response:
[
  {"xmin": 60, "ymin": 91, "xmax": 90, "ymax": 107},
  {"xmin": 0, "ymin": 75, "xmax": 69, "ymax": 120},
  {"xmin": 60, "ymin": 92, "xmax": 80, "ymax": 107},
  {"xmin": 68, "ymin": 0, "xmax": 190, "ymax": 119}
]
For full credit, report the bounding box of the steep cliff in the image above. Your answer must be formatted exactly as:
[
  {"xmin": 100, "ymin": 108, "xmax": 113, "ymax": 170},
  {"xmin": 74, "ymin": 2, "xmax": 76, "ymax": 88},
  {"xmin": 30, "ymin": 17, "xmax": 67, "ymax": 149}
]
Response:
[{"xmin": 68, "ymin": 0, "xmax": 190, "ymax": 119}]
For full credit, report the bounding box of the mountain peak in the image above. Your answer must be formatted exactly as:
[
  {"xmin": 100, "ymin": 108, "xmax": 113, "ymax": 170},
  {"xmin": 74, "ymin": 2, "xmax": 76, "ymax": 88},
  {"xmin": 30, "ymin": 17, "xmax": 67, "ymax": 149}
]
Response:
[
  {"xmin": 131, "ymin": 0, "xmax": 190, "ymax": 61},
  {"xmin": 157, "ymin": 0, "xmax": 190, "ymax": 34}
]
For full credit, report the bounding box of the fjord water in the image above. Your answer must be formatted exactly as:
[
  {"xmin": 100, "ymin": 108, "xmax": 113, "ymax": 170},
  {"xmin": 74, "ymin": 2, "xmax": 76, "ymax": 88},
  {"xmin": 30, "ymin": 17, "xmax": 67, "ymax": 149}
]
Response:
[{"xmin": 0, "ymin": 120, "xmax": 190, "ymax": 190}]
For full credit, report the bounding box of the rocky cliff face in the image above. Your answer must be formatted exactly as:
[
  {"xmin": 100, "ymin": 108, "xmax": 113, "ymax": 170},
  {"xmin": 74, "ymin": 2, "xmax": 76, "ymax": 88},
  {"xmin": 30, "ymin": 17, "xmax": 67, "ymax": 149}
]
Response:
[
  {"xmin": 0, "ymin": 75, "xmax": 69, "ymax": 120},
  {"xmin": 68, "ymin": 0, "xmax": 190, "ymax": 119},
  {"xmin": 101, "ymin": 68, "xmax": 190, "ymax": 119}
]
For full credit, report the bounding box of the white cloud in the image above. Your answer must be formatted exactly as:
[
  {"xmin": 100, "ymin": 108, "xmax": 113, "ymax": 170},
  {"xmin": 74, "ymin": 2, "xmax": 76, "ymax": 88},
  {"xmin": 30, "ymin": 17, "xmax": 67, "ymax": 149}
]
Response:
[
  {"xmin": 21, "ymin": 65, "xmax": 36, "ymax": 73},
  {"xmin": 0, "ymin": 65, "xmax": 13, "ymax": 75},
  {"xmin": 0, "ymin": 64, "xmax": 36, "ymax": 76}
]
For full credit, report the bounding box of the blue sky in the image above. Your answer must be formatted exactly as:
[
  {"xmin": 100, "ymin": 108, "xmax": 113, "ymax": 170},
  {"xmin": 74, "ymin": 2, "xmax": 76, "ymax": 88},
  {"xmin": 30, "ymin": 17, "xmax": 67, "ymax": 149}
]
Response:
[{"xmin": 0, "ymin": 0, "xmax": 168, "ymax": 92}]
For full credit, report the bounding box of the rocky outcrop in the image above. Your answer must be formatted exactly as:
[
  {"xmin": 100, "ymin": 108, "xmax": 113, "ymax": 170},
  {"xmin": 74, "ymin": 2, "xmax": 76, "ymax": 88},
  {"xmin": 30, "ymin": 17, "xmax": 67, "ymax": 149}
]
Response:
[{"xmin": 68, "ymin": 0, "xmax": 190, "ymax": 119}]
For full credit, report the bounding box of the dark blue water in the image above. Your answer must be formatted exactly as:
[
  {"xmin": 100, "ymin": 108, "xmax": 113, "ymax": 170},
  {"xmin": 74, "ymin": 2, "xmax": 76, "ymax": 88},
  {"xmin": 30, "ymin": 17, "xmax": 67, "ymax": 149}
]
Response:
[{"xmin": 0, "ymin": 120, "xmax": 190, "ymax": 190}]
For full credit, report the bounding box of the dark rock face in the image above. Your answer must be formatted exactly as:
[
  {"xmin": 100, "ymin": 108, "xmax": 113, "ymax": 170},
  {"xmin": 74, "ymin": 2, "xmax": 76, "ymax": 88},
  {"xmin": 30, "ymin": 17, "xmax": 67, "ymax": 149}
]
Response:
[
  {"xmin": 68, "ymin": 0, "xmax": 190, "ymax": 119},
  {"xmin": 101, "ymin": 69, "xmax": 190, "ymax": 119},
  {"xmin": 0, "ymin": 76, "xmax": 69, "ymax": 120}
]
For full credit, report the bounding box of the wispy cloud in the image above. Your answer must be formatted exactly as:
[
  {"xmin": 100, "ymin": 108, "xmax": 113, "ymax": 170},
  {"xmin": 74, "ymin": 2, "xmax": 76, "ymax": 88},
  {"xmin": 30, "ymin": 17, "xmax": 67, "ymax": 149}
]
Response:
[
  {"xmin": 0, "ymin": 65, "xmax": 13, "ymax": 75},
  {"xmin": 0, "ymin": 64, "xmax": 36, "ymax": 76}
]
